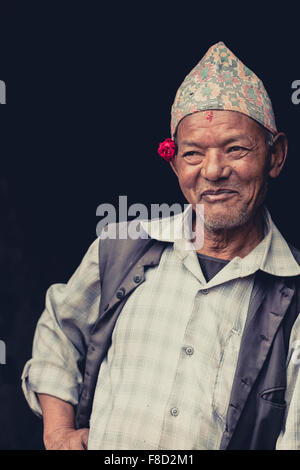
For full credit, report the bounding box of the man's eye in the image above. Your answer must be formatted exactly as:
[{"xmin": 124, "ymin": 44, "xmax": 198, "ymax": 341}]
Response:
[
  {"xmin": 183, "ymin": 151, "xmax": 203, "ymax": 158},
  {"xmin": 183, "ymin": 151, "xmax": 197, "ymax": 156},
  {"xmin": 228, "ymin": 146, "xmax": 247, "ymax": 152},
  {"xmin": 182, "ymin": 151, "xmax": 204, "ymax": 164}
]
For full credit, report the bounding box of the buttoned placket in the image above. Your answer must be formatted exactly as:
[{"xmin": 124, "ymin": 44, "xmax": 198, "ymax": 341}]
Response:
[
  {"xmin": 157, "ymin": 248, "xmax": 210, "ymax": 449},
  {"xmin": 157, "ymin": 244, "xmax": 258, "ymax": 449}
]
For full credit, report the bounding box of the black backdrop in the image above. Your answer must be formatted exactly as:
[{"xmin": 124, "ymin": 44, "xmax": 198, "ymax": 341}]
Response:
[{"xmin": 0, "ymin": 3, "xmax": 300, "ymax": 449}]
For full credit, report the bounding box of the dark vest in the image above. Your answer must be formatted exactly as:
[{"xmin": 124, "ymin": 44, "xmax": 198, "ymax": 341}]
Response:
[{"xmin": 75, "ymin": 225, "xmax": 300, "ymax": 450}]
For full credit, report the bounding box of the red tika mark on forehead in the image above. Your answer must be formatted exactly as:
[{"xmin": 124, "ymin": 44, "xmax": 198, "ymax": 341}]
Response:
[{"xmin": 205, "ymin": 110, "xmax": 213, "ymax": 122}]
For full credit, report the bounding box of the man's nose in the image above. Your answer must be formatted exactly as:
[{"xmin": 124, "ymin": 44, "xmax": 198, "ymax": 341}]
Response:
[{"xmin": 201, "ymin": 149, "xmax": 231, "ymax": 181}]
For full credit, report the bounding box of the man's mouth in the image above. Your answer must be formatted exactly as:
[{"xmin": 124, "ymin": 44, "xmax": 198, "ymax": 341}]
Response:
[{"xmin": 201, "ymin": 189, "xmax": 238, "ymax": 202}]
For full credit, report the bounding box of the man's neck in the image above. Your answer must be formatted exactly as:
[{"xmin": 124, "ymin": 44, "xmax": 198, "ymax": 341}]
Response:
[{"xmin": 195, "ymin": 210, "xmax": 265, "ymax": 261}]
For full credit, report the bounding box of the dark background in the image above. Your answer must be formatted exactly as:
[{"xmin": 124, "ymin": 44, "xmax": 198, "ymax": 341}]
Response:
[{"xmin": 0, "ymin": 3, "xmax": 299, "ymax": 449}]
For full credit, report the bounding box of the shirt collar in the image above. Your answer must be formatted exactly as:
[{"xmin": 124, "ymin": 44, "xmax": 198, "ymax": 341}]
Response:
[{"xmin": 140, "ymin": 204, "xmax": 300, "ymax": 278}]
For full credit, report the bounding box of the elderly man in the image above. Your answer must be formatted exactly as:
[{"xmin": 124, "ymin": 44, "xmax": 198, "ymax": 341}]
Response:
[{"xmin": 22, "ymin": 42, "xmax": 300, "ymax": 450}]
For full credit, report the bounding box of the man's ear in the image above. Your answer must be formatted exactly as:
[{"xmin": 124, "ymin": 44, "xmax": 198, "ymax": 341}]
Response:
[
  {"xmin": 170, "ymin": 158, "xmax": 178, "ymax": 177},
  {"xmin": 268, "ymin": 132, "xmax": 288, "ymax": 179}
]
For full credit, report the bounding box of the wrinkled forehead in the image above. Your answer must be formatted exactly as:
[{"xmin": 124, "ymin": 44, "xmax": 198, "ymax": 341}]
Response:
[{"xmin": 176, "ymin": 110, "xmax": 266, "ymax": 143}]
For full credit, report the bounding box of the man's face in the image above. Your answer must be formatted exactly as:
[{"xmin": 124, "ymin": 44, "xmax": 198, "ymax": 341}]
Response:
[{"xmin": 171, "ymin": 110, "xmax": 273, "ymax": 231}]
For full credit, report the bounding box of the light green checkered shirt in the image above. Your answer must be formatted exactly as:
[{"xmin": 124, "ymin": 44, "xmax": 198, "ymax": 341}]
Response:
[{"xmin": 22, "ymin": 206, "xmax": 300, "ymax": 449}]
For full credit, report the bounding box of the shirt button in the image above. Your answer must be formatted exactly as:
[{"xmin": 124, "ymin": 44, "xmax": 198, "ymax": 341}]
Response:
[
  {"xmin": 201, "ymin": 289, "xmax": 209, "ymax": 295},
  {"xmin": 116, "ymin": 288, "xmax": 126, "ymax": 299},
  {"xmin": 170, "ymin": 407, "xmax": 179, "ymax": 417},
  {"xmin": 133, "ymin": 275, "xmax": 142, "ymax": 283},
  {"xmin": 185, "ymin": 346, "xmax": 194, "ymax": 356}
]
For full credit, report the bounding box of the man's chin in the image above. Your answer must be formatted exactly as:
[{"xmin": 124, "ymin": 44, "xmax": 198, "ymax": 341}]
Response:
[{"xmin": 202, "ymin": 209, "xmax": 250, "ymax": 232}]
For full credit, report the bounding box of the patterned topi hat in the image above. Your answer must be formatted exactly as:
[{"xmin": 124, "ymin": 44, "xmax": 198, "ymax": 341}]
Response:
[{"xmin": 170, "ymin": 41, "xmax": 277, "ymax": 138}]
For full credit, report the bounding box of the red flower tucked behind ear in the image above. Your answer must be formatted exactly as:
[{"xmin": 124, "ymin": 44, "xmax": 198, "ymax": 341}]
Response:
[{"xmin": 158, "ymin": 138, "xmax": 176, "ymax": 162}]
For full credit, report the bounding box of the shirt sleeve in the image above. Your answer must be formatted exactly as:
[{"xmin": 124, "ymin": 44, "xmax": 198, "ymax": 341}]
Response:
[
  {"xmin": 276, "ymin": 313, "xmax": 300, "ymax": 449},
  {"xmin": 21, "ymin": 237, "xmax": 101, "ymax": 417}
]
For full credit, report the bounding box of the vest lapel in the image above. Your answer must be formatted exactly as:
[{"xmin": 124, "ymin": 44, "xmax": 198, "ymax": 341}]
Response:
[
  {"xmin": 220, "ymin": 271, "xmax": 295, "ymax": 449},
  {"xmin": 98, "ymin": 239, "xmax": 169, "ymax": 323},
  {"xmin": 76, "ymin": 238, "xmax": 169, "ymax": 428}
]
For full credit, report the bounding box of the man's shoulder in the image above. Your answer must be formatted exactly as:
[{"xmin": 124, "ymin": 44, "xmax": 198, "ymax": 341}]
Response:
[
  {"xmin": 99, "ymin": 220, "xmax": 151, "ymax": 243},
  {"xmin": 97, "ymin": 221, "xmax": 156, "ymax": 269}
]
